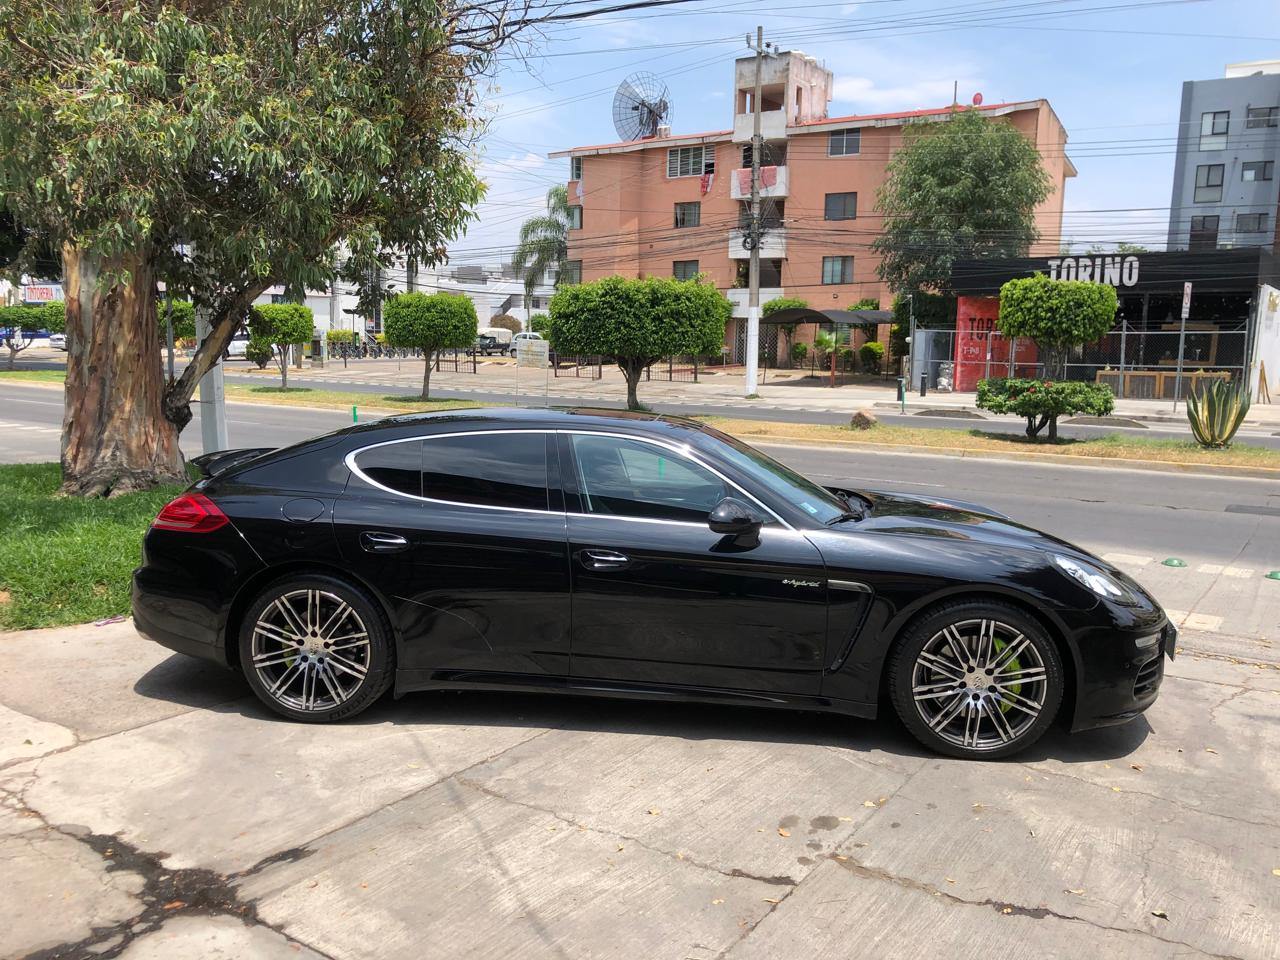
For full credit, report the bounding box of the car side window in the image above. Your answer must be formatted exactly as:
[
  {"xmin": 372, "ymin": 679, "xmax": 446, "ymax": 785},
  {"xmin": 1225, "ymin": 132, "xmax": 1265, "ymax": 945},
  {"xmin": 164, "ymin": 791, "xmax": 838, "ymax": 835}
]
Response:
[
  {"xmin": 353, "ymin": 441, "xmax": 422, "ymax": 497},
  {"xmin": 569, "ymin": 434, "xmax": 727, "ymax": 522},
  {"xmin": 422, "ymin": 432, "xmax": 548, "ymax": 511}
]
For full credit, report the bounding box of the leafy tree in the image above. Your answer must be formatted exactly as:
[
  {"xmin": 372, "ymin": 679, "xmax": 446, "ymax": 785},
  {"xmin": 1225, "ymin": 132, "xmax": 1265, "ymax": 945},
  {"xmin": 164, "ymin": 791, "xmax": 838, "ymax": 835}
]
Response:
[
  {"xmin": 0, "ymin": 304, "xmax": 45, "ymax": 369},
  {"xmin": 158, "ymin": 300, "xmax": 195, "ymax": 344},
  {"xmin": 873, "ymin": 108, "xmax": 1052, "ymax": 295},
  {"xmin": 326, "ymin": 329, "xmax": 355, "ymax": 346},
  {"xmin": 996, "ymin": 274, "xmax": 1117, "ymax": 378},
  {"xmin": 246, "ymin": 337, "xmax": 274, "ymax": 369},
  {"xmin": 383, "ymin": 292, "xmax": 477, "ymax": 399},
  {"xmin": 859, "ymin": 340, "xmax": 885, "ymax": 373},
  {"xmin": 42, "ymin": 301, "xmax": 65, "ymax": 335},
  {"xmin": 512, "ymin": 185, "xmax": 573, "ymax": 316},
  {"xmin": 977, "ymin": 378, "xmax": 1114, "ymax": 441},
  {"xmin": 549, "ymin": 276, "xmax": 729, "ymax": 410},
  {"xmin": 848, "ymin": 298, "xmax": 881, "ymax": 310},
  {"xmin": 763, "ymin": 296, "xmax": 808, "ymax": 366},
  {"xmin": 249, "ymin": 304, "xmax": 315, "ymax": 389},
  {"xmin": 0, "ymin": 1, "xmax": 531, "ymax": 495},
  {"xmin": 530, "ymin": 314, "xmax": 550, "ymax": 336},
  {"xmin": 487, "ymin": 314, "xmax": 523, "ymax": 335}
]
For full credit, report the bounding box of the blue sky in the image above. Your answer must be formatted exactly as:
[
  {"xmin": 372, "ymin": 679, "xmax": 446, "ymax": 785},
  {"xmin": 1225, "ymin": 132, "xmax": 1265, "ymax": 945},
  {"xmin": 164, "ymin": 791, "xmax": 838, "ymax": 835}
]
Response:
[{"xmin": 451, "ymin": 0, "xmax": 1279, "ymax": 263}]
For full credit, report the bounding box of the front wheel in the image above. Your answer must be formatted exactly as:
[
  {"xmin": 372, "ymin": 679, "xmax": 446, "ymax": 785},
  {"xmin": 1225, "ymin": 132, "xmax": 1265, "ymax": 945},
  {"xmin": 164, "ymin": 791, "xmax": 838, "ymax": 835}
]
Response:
[
  {"xmin": 238, "ymin": 574, "xmax": 394, "ymax": 722},
  {"xmin": 887, "ymin": 600, "xmax": 1064, "ymax": 759}
]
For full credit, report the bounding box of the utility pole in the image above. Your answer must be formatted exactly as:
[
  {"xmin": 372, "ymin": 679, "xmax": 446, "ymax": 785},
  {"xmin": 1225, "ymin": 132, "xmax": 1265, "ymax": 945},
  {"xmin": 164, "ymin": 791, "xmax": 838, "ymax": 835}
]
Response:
[
  {"xmin": 195, "ymin": 306, "xmax": 229, "ymax": 454},
  {"xmin": 744, "ymin": 25, "xmax": 765, "ymax": 398}
]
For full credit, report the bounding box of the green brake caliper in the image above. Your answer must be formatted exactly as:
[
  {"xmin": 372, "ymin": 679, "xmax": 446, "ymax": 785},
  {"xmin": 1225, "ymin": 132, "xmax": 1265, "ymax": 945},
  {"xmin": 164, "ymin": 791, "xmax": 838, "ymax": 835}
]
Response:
[{"xmin": 991, "ymin": 637, "xmax": 1021, "ymax": 713}]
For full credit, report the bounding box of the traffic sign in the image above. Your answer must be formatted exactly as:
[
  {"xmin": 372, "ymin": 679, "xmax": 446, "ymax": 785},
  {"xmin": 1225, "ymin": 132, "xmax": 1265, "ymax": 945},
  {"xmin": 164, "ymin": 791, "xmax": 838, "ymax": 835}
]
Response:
[{"xmin": 1181, "ymin": 281, "xmax": 1192, "ymax": 320}]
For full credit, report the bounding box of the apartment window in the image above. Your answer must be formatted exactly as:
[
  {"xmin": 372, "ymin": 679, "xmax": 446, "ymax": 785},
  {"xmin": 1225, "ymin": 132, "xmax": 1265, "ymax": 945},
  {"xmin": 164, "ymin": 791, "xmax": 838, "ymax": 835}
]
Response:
[
  {"xmin": 560, "ymin": 261, "xmax": 582, "ymax": 285},
  {"xmin": 568, "ymin": 205, "xmax": 583, "ymax": 229},
  {"xmin": 1199, "ymin": 111, "xmax": 1229, "ymax": 150},
  {"xmin": 570, "ymin": 157, "xmax": 583, "ymax": 180},
  {"xmin": 1189, "ymin": 215, "xmax": 1219, "ymax": 250},
  {"xmin": 828, "ymin": 128, "xmax": 860, "ymax": 156},
  {"xmin": 821, "ymin": 256, "xmax": 853, "ymax": 285},
  {"xmin": 1193, "ymin": 164, "xmax": 1224, "ymax": 203},
  {"xmin": 674, "ymin": 202, "xmax": 701, "ymax": 228},
  {"xmin": 667, "ymin": 145, "xmax": 715, "ymax": 178},
  {"xmin": 673, "ymin": 260, "xmax": 700, "ymax": 280},
  {"xmin": 824, "ymin": 192, "xmax": 857, "ymax": 220},
  {"xmin": 1242, "ymin": 160, "xmax": 1274, "ymax": 182},
  {"xmin": 1236, "ymin": 212, "xmax": 1269, "ymax": 234},
  {"xmin": 1246, "ymin": 106, "xmax": 1279, "ymax": 129}
]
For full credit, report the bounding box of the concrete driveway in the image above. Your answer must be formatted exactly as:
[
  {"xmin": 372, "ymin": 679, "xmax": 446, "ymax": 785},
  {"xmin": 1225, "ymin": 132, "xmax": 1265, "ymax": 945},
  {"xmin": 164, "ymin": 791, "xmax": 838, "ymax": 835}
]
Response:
[{"xmin": 2, "ymin": 621, "xmax": 1278, "ymax": 960}]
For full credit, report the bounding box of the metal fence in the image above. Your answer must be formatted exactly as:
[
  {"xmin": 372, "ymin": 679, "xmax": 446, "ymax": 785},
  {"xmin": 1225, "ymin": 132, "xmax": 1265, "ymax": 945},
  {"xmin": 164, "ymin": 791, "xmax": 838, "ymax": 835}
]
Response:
[
  {"xmin": 552, "ymin": 354, "xmax": 604, "ymax": 380},
  {"xmin": 433, "ymin": 349, "xmax": 478, "ymax": 374}
]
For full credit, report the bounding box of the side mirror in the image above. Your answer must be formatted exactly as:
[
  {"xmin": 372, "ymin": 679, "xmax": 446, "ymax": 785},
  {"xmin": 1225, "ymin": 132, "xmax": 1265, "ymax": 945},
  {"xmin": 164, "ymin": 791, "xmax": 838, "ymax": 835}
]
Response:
[{"xmin": 708, "ymin": 497, "xmax": 763, "ymax": 540}]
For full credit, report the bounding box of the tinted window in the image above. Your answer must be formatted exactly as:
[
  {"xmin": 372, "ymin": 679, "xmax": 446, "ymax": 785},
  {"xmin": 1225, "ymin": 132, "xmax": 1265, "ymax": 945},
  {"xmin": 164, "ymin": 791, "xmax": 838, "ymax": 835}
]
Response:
[
  {"xmin": 570, "ymin": 435, "xmax": 726, "ymax": 522},
  {"xmin": 354, "ymin": 441, "xmax": 422, "ymax": 497},
  {"xmin": 701, "ymin": 425, "xmax": 848, "ymax": 524},
  {"xmin": 422, "ymin": 433, "xmax": 547, "ymax": 511}
]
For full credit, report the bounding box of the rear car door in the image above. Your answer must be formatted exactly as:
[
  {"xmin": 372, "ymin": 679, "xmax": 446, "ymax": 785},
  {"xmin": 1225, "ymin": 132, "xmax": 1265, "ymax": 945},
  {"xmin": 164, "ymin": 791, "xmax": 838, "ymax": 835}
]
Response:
[
  {"xmin": 560, "ymin": 431, "xmax": 829, "ymax": 695},
  {"xmin": 333, "ymin": 430, "xmax": 571, "ymax": 679}
]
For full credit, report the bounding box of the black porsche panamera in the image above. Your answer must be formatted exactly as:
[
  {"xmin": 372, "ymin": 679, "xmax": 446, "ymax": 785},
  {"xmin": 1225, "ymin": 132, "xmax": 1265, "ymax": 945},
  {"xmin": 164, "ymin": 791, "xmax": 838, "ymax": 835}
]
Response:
[{"xmin": 132, "ymin": 408, "xmax": 1173, "ymax": 759}]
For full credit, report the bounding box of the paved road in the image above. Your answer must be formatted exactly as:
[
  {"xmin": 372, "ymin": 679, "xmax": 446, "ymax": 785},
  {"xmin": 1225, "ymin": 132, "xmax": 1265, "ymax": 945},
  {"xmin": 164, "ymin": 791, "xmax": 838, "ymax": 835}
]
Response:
[{"xmin": 3, "ymin": 380, "xmax": 1276, "ymax": 661}]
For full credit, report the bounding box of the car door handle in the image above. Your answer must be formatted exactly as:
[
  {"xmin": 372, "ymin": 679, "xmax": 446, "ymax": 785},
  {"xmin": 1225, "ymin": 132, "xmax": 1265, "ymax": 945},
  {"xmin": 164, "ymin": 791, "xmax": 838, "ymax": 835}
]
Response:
[
  {"xmin": 359, "ymin": 531, "xmax": 409, "ymax": 554},
  {"xmin": 579, "ymin": 549, "xmax": 631, "ymax": 571}
]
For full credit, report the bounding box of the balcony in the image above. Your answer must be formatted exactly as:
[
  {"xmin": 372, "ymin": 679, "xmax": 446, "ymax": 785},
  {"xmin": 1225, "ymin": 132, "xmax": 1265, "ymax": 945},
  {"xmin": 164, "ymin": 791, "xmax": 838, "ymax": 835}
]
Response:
[
  {"xmin": 729, "ymin": 165, "xmax": 789, "ymax": 200},
  {"xmin": 728, "ymin": 228, "xmax": 786, "ymax": 260},
  {"xmin": 733, "ymin": 109, "xmax": 787, "ymax": 143},
  {"xmin": 726, "ymin": 288, "xmax": 785, "ymax": 318}
]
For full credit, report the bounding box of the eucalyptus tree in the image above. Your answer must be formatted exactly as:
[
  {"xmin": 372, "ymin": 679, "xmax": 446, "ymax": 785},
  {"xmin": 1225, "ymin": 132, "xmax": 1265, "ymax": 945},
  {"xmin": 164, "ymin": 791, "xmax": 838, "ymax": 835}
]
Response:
[{"xmin": 0, "ymin": 0, "xmax": 540, "ymax": 495}]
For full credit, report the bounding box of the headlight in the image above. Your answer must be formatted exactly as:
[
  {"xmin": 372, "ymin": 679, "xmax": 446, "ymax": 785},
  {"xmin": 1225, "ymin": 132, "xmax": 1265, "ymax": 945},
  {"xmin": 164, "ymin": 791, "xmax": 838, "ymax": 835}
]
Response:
[{"xmin": 1053, "ymin": 555, "xmax": 1135, "ymax": 604}]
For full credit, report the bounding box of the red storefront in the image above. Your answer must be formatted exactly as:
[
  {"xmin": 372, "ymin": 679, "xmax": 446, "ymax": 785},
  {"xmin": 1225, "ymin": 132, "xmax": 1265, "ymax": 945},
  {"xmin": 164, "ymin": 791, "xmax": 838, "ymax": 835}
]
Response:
[{"xmin": 953, "ymin": 295, "xmax": 1039, "ymax": 392}]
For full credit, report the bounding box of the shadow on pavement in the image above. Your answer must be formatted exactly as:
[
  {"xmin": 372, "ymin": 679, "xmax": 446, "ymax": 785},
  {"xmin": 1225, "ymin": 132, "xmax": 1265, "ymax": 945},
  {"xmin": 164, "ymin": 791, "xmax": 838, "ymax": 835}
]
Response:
[{"xmin": 133, "ymin": 653, "xmax": 1150, "ymax": 764}]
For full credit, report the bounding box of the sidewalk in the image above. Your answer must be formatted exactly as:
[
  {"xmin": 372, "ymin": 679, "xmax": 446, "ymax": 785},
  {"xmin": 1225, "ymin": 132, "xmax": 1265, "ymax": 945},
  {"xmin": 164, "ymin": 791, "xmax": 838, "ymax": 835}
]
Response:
[{"xmin": 235, "ymin": 356, "xmax": 1280, "ymax": 429}]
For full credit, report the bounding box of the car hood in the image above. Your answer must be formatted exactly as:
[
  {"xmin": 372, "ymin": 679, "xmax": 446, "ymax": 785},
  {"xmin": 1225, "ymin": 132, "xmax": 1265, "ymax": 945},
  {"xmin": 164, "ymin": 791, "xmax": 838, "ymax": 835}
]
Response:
[{"xmin": 841, "ymin": 489, "xmax": 1090, "ymax": 557}]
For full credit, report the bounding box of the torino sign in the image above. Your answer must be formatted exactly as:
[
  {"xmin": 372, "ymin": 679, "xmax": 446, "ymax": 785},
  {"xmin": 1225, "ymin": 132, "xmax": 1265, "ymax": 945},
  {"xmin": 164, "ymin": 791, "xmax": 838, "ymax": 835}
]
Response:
[{"xmin": 1044, "ymin": 255, "xmax": 1140, "ymax": 288}]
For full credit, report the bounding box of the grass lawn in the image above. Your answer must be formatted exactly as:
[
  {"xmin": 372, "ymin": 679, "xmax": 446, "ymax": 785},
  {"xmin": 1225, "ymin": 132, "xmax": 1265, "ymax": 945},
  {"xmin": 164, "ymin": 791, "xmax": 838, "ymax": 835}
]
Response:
[
  {"xmin": 702, "ymin": 418, "xmax": 1280, "ymax": 470},
  {"xmin": 0, "ymin": 368, "xmax": 66, "ymax": 383},
  {"xmin": 224, "ymin": 384, "xmax": 488, "ymax": 415},
  {"xmin": 0, "ymin": 463, "xmax": 185, "ymax": 630}
]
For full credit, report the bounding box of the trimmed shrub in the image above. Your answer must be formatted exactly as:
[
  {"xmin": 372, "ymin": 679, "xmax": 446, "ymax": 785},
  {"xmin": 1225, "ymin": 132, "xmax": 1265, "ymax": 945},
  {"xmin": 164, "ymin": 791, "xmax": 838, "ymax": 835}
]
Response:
[
  {"xmin": 859, "ymin": 340, "xmax": 885, "ymax": 373},
  {"xmin": 976, "ymin": 377, "xmax": 1114, "ymax": 441}
]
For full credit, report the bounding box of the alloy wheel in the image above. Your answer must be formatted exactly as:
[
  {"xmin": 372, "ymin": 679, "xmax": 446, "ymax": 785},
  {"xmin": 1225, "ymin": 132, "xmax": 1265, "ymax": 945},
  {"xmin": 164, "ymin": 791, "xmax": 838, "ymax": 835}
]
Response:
[
  {"xmin": 909, "ymin": 618, "xmax": 1049, "ymax": 752},
  {"xmin": 250, "ymin": 589, "xmax": 372, "ymax": 712}
]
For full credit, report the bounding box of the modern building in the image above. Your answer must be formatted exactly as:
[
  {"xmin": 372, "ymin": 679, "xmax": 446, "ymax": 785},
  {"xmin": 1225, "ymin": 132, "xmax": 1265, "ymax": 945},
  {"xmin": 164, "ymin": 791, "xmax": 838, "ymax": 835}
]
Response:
[
  {"xmin": 1167, "ymin": 60, "xmax": 1280, "ymax": 253},
  {"xmin": 550, "ymin": 50, "xmax": 1074, "ymax": 360}
]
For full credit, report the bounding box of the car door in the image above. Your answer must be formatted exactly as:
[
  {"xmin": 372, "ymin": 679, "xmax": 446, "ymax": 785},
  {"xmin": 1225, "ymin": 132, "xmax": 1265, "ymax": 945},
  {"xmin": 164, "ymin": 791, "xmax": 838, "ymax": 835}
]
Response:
[
  {"xmin": 333, "ymin": 430, "xmax": 571, "ymax": 679},
  {"xmin": 559, "ymin": 431, "xmax": 829, "ymax": 695}
]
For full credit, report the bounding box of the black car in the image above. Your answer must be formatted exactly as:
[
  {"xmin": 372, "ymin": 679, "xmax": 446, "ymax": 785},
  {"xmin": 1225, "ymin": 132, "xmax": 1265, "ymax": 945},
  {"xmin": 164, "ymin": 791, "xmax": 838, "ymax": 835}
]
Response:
[
  {"xmin": 467, "ymin": 335, "xmax": 506, "ymax": 356},
  {"xmin": 133, "ymin": 409, "xmax": 1172, "ymax": 759}
]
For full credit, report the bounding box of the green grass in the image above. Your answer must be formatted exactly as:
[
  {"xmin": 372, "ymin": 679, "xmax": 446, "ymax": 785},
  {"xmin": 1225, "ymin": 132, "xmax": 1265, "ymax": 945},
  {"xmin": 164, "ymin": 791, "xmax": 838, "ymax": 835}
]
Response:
[
  {"xmin": 0, "ymin": 369, "xmax": 65, "ymax": 383},
  {"xmin": 0, "ymin": 463, "xmax": 185, "ymax": 630}
]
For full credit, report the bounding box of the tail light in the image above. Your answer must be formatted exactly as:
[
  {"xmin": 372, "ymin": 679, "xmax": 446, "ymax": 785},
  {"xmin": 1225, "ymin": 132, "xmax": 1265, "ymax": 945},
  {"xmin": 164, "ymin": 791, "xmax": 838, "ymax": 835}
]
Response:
[{"xmin": 152, "ymin": 492, "xmax": 230, "ymax": 533}]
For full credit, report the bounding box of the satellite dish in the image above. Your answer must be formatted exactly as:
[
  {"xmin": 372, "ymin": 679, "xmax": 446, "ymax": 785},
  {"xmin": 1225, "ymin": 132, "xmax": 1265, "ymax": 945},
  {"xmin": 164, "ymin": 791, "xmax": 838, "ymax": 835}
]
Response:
[
  {"xmin": 612, "ymin": 72, "xmax": 672, "ymax": 141},
  {"xmin": 972, "ymin": 92, "xmax": 984, "ymax": 105}
]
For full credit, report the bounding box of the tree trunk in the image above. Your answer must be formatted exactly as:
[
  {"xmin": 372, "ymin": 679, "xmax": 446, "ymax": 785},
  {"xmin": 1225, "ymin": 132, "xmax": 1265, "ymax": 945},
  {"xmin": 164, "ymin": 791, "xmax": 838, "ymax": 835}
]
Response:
[
  {"xmin": 61, "ymin": 244, "xmax": 185, "ymax": 496},
  {"xmin": 279, "ymin": 345, "xmax": 289, "ymax": 389},
  {"xmin": 421, "ymin": 351, "xmax": 433, "ymax": 399},
  {"xmin": 619, "ymin": 358, "xmax": 646, "ymax": 411}
]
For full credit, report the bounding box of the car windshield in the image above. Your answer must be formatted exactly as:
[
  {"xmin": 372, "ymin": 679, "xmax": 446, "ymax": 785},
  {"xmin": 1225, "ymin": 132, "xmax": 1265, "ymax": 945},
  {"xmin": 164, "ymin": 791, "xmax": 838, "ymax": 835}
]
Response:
[{"xmin": 700, "ymin": 426, "xmax": 850, "ymax": 523}]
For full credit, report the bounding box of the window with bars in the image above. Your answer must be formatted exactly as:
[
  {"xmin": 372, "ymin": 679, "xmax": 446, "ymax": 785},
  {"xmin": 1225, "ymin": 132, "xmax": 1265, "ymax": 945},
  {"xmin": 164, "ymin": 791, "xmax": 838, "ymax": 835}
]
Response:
[
  {"xmin": 568, "ymin": 205, "xmax": 583, "ymax": 229},
  {"xmin": 674, "ymin": 202, "xmax": 701, "ymax": 228},
  {"xmin": 1242, "ymin": 160, "xmax": 1274, "ymax": 182},
  {"xmin": 1246, "ymin": 106, "xmax": 1279, "ymax": 129},
  {"xmin": 1236, "ymin": 212, "xmax": 1269, "ymax": 234},
  {"xmin": 673, "ymin": 260, "xmax": 700, "ymax": 280},
  {"xmin": 828, "ymin": 129, "xmax": 860, "ymax": 156},
  {"xmin": 560, "ymin": 261, "xmax": 582, "ymax": 285},
  {"xmin": 1193, "ymin": 164, "xmax": 1224, "ymax": 203},
  {"xmin": 667, "ymin": 145, "xmax": 715, "ymax": 178},
  {"xmin": 821, "ymin": 256, "xmax": 853, "ymax": 285},
  {"xmin": 824, "ymin": 192, "xmax": 857, "ymax": 220},
  {"xmin": 1199, "ymin": 111, "xmax": 1229, "ymax": 150},
  {"xmin": 570, "ymin": 157, "xmax": 583, "ymax": 180},
  {"xmin": 1189, "ymin": 215, "xmax": 1219, "ymax": 250}
]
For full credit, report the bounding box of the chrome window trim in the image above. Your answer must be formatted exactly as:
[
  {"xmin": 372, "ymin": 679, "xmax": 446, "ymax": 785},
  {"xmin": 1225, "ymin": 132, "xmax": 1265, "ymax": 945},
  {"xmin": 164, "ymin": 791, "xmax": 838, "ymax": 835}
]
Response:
[
  {"xmin": 344, "ymin": 426, "xmax": 793, "ymax": 529},
  {"xmin": 558, "ymin": 429, "xmax": 792, "ymax": 530},
  {"xmin": 345, "ymin": 429, "xmax": 559, "ymax": 516}
]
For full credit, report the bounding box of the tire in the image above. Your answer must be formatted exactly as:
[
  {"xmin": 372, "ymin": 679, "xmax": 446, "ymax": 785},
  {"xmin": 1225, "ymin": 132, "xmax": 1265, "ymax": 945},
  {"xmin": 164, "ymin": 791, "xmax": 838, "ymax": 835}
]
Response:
[
  {"xmin": 237, "ymin": 574, "xmax": 394, "ymax": 722},
  {"xmin": 887, "ymin": 599, "xmax": 1064, "ymax": 759}
]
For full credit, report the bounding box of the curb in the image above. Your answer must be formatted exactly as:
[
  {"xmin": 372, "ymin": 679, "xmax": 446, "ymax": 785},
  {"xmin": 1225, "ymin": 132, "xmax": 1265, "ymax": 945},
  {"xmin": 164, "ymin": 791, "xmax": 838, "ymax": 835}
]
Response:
[{"xmin": 740, "ymin": 434, "xmax": 1280, "ymax": 480}]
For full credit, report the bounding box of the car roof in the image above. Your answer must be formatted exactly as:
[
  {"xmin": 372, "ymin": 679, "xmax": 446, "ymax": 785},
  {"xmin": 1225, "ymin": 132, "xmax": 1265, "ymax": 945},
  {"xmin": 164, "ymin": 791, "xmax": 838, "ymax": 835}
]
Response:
[{"xmin": 337, "ymin": 406, "xmax": 717, "ymax": 444}]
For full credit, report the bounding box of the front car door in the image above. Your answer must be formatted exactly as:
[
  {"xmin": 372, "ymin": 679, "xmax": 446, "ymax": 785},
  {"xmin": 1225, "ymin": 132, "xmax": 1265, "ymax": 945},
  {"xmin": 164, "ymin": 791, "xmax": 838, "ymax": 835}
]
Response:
[
  {"xmin": 559, "ymin": 431, "xmax": 829, "ymax": 695},
  {"xmin": 333, "ymin": 429, "xmax": 571, "ymax": 680}
]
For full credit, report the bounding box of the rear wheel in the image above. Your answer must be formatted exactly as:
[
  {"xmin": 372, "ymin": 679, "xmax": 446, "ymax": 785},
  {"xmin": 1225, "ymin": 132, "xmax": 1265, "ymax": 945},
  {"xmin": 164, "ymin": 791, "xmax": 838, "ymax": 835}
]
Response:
[
  {"xmin": 238, "ymin": 574, "xmax": 394, "ymax": 722},
  {"xmin": 888, "ymin": 600, "xmax": 1064, "ymax": 759}
]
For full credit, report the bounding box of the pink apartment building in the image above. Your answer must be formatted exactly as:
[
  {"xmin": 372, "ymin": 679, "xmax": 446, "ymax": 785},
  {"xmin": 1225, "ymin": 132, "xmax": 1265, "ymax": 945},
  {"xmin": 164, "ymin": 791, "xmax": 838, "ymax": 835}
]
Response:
[{"xmin": 549, "ymin": 50, "xmax": 1075, "ymax": 360}]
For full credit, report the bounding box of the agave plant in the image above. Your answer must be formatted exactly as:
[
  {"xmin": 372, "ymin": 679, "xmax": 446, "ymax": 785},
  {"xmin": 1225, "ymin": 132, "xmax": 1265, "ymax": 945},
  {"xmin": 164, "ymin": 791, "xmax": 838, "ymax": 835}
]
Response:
[{"xmin": 1186, "ymin": 379, "xmax": 1251, "ymax": 448}]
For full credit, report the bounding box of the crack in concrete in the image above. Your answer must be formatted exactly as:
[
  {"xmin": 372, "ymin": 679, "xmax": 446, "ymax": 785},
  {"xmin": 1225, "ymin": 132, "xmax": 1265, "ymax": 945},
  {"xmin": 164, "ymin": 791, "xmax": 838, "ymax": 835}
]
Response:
[
  {"xmin": 829, "ymin": 855, "xmax": 1245, "ymax": 960},
  {"xmin": 1206, "ymin": 686, "xmax": 1253, "ymax": 726},
  {"xmin": 452, "ymin": 773, "xmax": 800, "ymax": 888}
]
